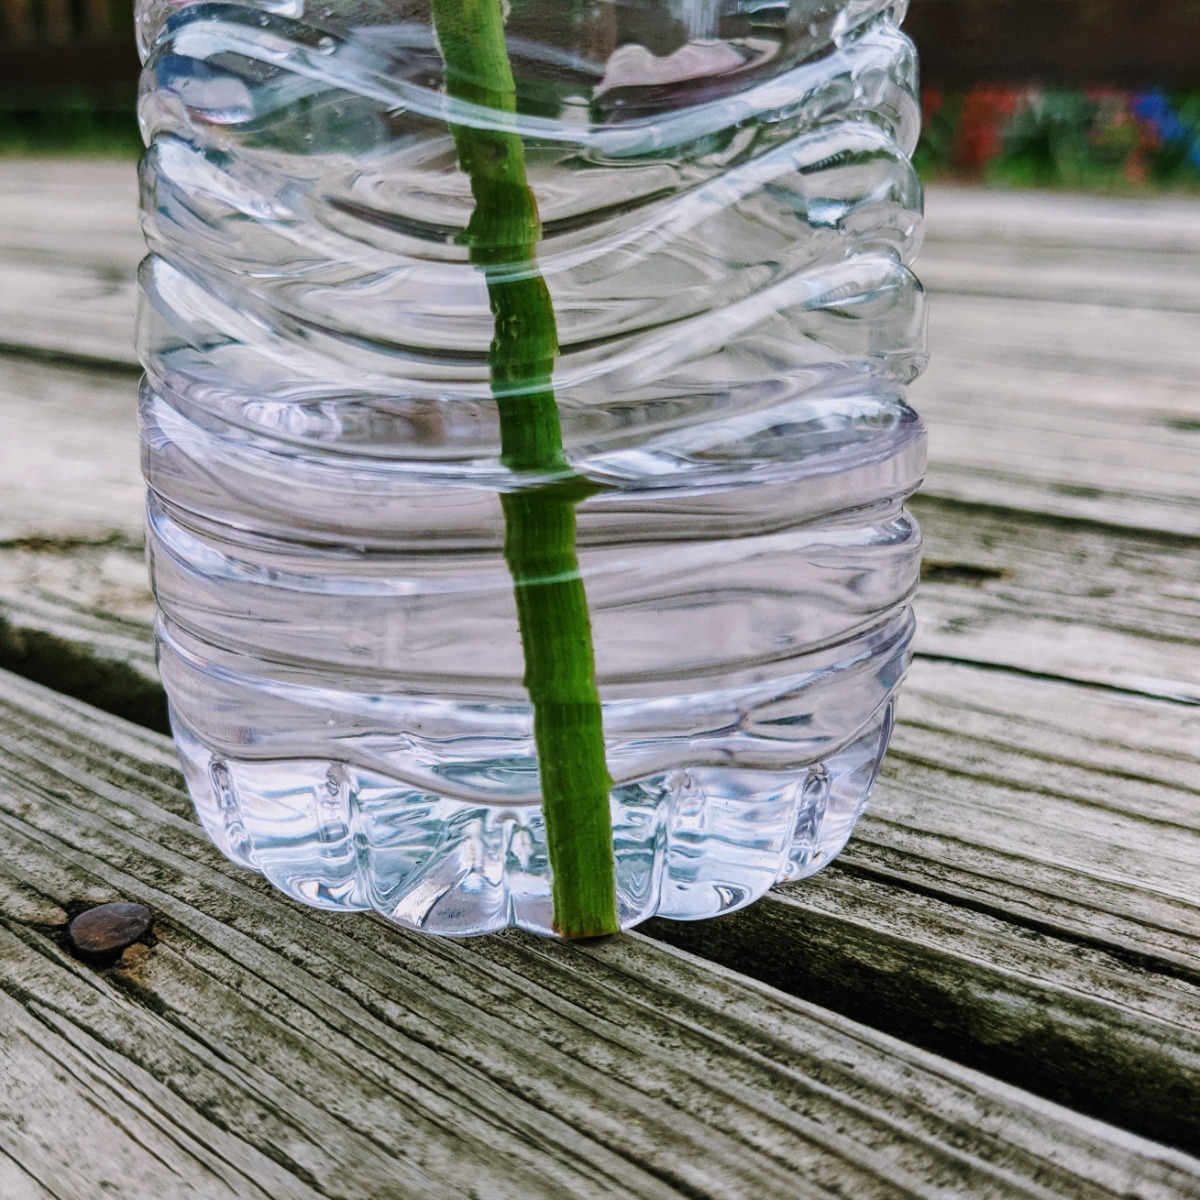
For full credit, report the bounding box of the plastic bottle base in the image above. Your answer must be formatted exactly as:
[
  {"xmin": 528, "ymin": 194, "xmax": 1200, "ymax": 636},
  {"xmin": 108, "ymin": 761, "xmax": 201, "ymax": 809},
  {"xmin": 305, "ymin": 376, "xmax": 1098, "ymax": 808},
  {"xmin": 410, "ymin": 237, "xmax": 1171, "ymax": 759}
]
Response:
[{"xmin": 174, "ymin": 703, "xmax": 893, "ymax": 937}]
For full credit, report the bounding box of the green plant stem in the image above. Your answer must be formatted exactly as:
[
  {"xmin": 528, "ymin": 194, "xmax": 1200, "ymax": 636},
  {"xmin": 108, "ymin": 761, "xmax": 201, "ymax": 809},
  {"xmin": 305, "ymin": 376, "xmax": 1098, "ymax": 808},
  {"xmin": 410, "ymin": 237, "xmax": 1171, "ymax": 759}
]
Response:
[{"xmin": 432, "ymin": 0, "xmax": 619, "ymax": 938}]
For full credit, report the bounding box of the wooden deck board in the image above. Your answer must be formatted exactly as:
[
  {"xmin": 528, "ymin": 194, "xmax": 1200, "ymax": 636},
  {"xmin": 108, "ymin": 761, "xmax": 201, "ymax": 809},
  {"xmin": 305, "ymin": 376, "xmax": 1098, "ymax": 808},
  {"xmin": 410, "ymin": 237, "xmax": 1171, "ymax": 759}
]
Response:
[
  {"xmin": 4, "ymin": 556, "xmax": 1195, "ymax": 1147},
  {"xmin": 870, "ymin": 662, "xmax": 1200, "ymax": 969},
  {"xmin": 10, "ymin": 669, "xmax": 1199, "ymax": 1198},
  {"xmin": 922, "ymin": 188, "xmax": 1200, "ymax": 256},
  {"xmin": 7, "ymin": 559, "xmax": 1198, "ymax": 971},
  {"xmin": 5, "ymin": 537, "xmax": 1200, "ymax": 1149},
  {"xmin": 6, "ymin": 164, "xmax": 1200, "ymax": 535},
  {"xmin": 0, "ymin": 357, "xmax": 143, "ymax": 543},
  {"xmin": 1, "ymin": 160, "xmax": 1199, "ymax": 1188},
  {"xmin": 6, "ymin": 353, "xmax": 1198, "ymax": 702},
  {"xmin": 916, "ymin": 497, "xmax": 1200, "ymax": 703}
]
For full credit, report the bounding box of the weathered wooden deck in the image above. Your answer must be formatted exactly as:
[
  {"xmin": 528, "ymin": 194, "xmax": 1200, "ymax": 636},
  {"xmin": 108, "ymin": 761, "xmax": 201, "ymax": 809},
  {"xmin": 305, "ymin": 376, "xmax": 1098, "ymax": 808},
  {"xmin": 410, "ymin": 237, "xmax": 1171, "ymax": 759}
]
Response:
[{"xmin": 0, "ymin": 158, "xmax": 1198, "ymax": 1198}]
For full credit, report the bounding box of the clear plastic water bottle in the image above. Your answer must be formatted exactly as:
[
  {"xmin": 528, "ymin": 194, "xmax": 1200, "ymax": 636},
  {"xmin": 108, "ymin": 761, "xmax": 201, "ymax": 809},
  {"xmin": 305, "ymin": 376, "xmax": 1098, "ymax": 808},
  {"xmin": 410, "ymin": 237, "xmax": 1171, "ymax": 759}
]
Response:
[{"xmin": 137, "ymin": 0, "xmax": 926, "ymax": 936}]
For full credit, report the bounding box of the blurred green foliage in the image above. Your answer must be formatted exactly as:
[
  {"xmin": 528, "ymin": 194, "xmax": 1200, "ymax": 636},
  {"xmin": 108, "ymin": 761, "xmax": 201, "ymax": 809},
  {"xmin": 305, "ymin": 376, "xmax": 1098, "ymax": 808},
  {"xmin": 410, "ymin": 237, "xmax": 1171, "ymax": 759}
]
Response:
[
  {"xmin": 0, "ymin": 88, "xmax": 141, "ymax": 155},
  {"xmin": 4, "ymin": 79, "xmax": 1200, "ymax": 195},
  {"xmin": 918, "ymin": 85, "xmax": 1200, "ymax": 192}
]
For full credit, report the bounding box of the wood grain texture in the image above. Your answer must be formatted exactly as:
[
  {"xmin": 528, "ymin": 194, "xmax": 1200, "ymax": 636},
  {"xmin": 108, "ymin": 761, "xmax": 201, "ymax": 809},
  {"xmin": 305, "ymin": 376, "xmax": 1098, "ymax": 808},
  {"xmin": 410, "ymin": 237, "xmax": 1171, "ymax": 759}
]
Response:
[
  {"xmin": 0, "ymin": 557, "xmax": 163, "ymax": 730},
  {"xmin": 913, "ymin": 496, "xmax": 1200, "ymax": 703},
  {"xmin": 0, "ymin": 260, "xmax": 138, "ymax": 367},
  {"xmin": 667, "ymin": 656, "xmax": 1200, "ymax": 1152},
  {"xmin": 5, "ymin": 166, "xmax": 1200, "ymax": 532},
  {"xmin": 920, "ymin": 187, "xmax": 1200, "ymax": 312},
  {"xmin": 6, "ymin": 667, "xmax": 1198, "ymax": 1200},
  {"xmin": 805, "ymin": 662, "xmax": 1200, "ymax": 1150},
  {"xmin": 4, "ymin": 545, "xmax": 1198, "ymax": 1151},
  {"xmin": 871, "ymin": 660, "xmax": 1200, "ymax": 976},
  {"xmin": 4, "ymin": 361, "xmax": 1197, "ymax": 704},
  {"xmin": 0, "ymin": 158, "xmax": 141, "ymax": 272},
  {"xmin": 4, "ymin": 164, "xmax": 1200, "ymax": 1187},
  {"xmin": 923, "ymin": 188, "xmax": 1200, "ymax": 257},
  {"xmin": 0, "ymin": 160, "xmax": 140, "ymax": 368},
  {"xmin": 0, "ymin": 356, "xmax": 143, "ymax": 542},
  {"xmin": 913, "ymin": 350, "xmax": 1200, "ymax": 536},
  {"xmin": 652, "ymin": 862, "xmax": 1200, "ymax": 1153},
  {"xmin": 918, "ymin": 243, "xmax": 1200, "ymax": 312}
]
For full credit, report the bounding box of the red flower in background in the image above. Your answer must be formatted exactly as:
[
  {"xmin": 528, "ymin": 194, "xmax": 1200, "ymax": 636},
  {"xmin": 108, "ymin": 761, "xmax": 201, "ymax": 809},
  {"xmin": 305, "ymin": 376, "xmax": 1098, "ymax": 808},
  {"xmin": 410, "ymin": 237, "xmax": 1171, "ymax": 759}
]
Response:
[
  {"xmin": 953, "ymin": 85, "xmax": 1024, "ymax": 172},
  {"xmin": 922, "ymin": 86, "xmax": 945, "ymax": 124}
]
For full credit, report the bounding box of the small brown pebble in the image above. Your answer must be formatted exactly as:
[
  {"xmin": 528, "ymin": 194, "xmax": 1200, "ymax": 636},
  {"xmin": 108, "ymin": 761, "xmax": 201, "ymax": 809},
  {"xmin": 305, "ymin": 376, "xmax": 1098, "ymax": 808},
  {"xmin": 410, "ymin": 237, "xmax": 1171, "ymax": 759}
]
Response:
[{"xmin": 68, "ymin": 902, "xmax": 153, "ymax": 961}]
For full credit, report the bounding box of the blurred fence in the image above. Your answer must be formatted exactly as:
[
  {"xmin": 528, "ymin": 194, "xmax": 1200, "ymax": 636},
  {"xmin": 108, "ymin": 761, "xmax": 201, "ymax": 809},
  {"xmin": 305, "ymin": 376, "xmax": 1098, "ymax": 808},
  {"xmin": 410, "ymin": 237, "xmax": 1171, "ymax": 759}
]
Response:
[
  {"xmin": 2, "ymin": 0, "xmax": 118, "ymax": 43},
  {"xmin": 5, "ymin": 0, "xmax": 1200, "ymax": 91},
  {"xmin": 908, "ymin": 0, "xmax": 1200, "ymax": 89},
  {"xmin": 0, "ymin": 0, "xmax": 137, "ymax": 88}
]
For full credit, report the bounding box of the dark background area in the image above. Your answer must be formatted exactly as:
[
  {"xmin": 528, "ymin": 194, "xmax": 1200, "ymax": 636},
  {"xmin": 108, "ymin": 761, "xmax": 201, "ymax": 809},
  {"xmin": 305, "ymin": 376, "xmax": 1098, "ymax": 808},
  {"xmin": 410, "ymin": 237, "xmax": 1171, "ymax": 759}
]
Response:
[
  {"xmin": 2, "ymin": 0, "xmax": 1198, "ymax": 184},
  {"xmin": 0, "ymin": 0, "xmax": 138, "ymax": 153},
  {"xmin": 907, "ymin": 0, "xmax": 1200, "ymax": 88}
]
